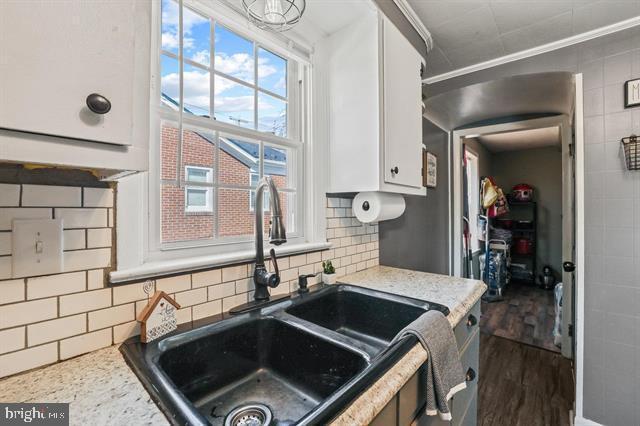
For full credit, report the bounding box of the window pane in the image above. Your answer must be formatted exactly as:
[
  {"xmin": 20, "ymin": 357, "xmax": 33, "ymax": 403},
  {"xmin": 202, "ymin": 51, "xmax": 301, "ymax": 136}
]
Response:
[
  {"xmin": 263, "ymin": 144, "xmax": 293, "ymax": 189},
  {"xmin": 249, "ymin": 173, "xmax": 270, "ymax": 212},
  {"xmin": 214, "ymin": 75, "xmax": 254, "ymax": 128},
  {"xmin": 161, "ymin": 183, "xmax": 214, "ymax": 243},
  {"xmin": 181, "ymin": 128, "xmax": 215, "ymax": 182},
  {"xmin": 186, "ymin": 168, "xmax": 210, "ymax": 183},
  {"xmin": 184, "ymin": 63, "xmax": 210, "ymax": 117},
  {"xmin": 161, "ymin": 123, "xmax": 179, "ymax": 180},
  {"xmin": 161, "ymin": 55, "xmax": 180, "ymax": 109},
  {"xmin": 218, "ymin": 136, "xmax": 259, "ymax": 186},
  {"xmin": 258, "ymin": 48, "xmax": 287, "ymax": 98},
  {"xmin": 183, "ymin": 7, "xmax": 210, "ymax": 66},
  {"xmin": 258, "ymin": 92, "xmax": 286, "ymax": 137},
  {"xmin": 214, "ymin": 25, "xmax": 254, "ymax": 84},
  {"xmin": 219, "ymin": 188, "xmax": 254, "ymax": 238},
  {"xmin": 186, "ymin": 188, "xmax": 207, "ymax": 206},
  {"xmin": 161, "ymin": 0, "xmax": 179, "ymax": 55}
]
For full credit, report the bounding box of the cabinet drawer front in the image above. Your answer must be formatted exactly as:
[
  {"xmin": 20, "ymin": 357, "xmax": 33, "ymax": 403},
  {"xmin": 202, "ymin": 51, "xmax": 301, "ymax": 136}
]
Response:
[
  {"xmin": 457, "ymin": 393, "xmax": 477, "ymax": 426},
  {"xmin": 454, "ymin": 301, "xmax": 481, "ymax": 350},
  {"xmin": 398, "ymin": 366, "xmax": 426, "ymax": 425},
  {"xmin": 452, "ymin": 332, "xmax": 479, "ymax": 426},
  {"xmin": 371, "ymin": 395, "xmax": 398, "ymax": 426}
]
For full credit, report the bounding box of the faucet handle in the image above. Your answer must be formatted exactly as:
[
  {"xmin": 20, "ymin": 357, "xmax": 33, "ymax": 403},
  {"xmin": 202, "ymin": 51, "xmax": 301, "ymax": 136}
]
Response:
[
  {"xmin": 297, "ymin": 273, "xmax": 319, "ymax": 294},
  {"xmin": 267, "ymin": 248, "xmax": 280, "ymax": 288}
]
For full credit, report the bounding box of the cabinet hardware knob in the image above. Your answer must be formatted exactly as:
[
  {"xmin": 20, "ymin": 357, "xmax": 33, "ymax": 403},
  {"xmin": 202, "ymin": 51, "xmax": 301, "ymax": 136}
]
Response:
[
  {"xmin": 86, "ymin": 93, "xmax": 111, "ymax": 114},
  {"xmin": 466, "ymin": 368, "xmax": 476, "ymax": 382},
  {"xmin": 391, "ymin": 166, "xmax": 399, "ymax": 175},
  {"xmin": 466, "ymin": 314, "xmax": 478, "ymax": 327},
  {"xmin": 562, "ymin": 261, "xmax": 575, "ymax": 272}
]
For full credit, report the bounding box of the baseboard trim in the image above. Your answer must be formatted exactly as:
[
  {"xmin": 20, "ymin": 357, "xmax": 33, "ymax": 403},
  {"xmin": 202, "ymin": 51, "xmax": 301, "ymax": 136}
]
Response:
[{"xmin": 574, "ymin": 415, "xmax": 603, "ymax": 426}]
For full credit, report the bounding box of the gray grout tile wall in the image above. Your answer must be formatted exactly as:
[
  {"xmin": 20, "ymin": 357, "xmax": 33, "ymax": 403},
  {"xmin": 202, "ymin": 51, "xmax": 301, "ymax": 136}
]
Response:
[{"xmin": 0, "ymin": 188, "xmax": 378, "ymax": 379}]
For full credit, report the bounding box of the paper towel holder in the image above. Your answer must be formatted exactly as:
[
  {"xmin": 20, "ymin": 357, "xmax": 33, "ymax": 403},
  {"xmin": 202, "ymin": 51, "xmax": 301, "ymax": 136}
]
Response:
[{"xmin": 362, "ymin": 201, "xmax": 370, "ymax": 211}]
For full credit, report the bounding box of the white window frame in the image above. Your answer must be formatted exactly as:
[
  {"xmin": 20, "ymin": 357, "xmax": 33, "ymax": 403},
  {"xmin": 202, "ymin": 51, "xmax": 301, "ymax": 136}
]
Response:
[
  {"xmin": 248, "ymin": 172, "xmax": 269, "ymax": 212},
  {"xmin": 111, "ymin": 0, "xmax": 329, "ymax": 283},
  {"xmin": 185, "ymin": 165, "xmax": 213, "ymax": 213}
]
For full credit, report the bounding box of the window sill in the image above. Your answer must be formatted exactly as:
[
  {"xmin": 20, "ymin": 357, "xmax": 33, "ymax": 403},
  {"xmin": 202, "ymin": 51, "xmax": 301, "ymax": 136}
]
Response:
[{"xmin": 109, "ymin": 241, "xmax": 332, "ymax": 284}]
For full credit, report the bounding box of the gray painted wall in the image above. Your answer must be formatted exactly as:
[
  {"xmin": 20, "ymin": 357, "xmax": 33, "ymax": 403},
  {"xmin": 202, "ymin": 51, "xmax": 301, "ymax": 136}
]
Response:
[
  {"xmin": 379, "ymin": 119, "xmax": 449, "ymax": 274},
  {"xmin": 417, "ymin": 25, "xmax": 640, "ymax": 425},
  {"xmin": 491, "ymin": 146, "xmax": 563, "ymax": 276}
]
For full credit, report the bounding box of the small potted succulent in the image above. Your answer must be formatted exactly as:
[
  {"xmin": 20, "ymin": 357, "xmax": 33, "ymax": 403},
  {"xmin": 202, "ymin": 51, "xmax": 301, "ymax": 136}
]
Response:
[{"xmin": 322, "ymin": 260, "xmax": 337, "ymax": 285}]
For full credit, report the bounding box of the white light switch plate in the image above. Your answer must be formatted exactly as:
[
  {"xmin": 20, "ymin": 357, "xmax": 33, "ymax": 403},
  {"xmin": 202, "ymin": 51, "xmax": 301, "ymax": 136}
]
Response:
[{"xmin": 12, "ymin": 219, "xmax": 64, "ymax": 278}]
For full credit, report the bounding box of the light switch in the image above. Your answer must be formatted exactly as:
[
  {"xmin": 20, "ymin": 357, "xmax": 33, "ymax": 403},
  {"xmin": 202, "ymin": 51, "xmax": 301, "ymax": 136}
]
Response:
[{"xmin": 12, "ymin": 219, "xmax": 63, "ymax": 278}]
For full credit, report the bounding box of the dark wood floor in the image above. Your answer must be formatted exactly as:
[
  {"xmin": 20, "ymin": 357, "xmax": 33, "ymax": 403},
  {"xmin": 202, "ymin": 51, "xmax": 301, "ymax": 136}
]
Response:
[
  {"xmin": 480, "ymin": 281, "xmax": 559, "ymax": 352},
  {"xmin": 478, "ymin": 333, "xmax": 574, "ymax": 426}
]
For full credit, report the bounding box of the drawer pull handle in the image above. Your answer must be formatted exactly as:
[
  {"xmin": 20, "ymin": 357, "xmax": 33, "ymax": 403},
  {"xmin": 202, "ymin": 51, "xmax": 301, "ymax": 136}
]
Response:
[
  {"xmin": 466, "ymin": 368, "xmax": 476, "ymax": 382},
  {"xmin": 466, "ymin": 314, "xmax": 478, "ymax": 327},
  {"xmin": 86, "ymin": 93, "xmax": 111, "ymax": 114}
]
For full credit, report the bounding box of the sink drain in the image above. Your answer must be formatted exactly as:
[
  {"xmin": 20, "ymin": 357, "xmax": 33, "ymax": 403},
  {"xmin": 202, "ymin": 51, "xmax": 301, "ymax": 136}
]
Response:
[{"xmin": 224, "ymin": 404, "xmax": 272, "ymax": 426}]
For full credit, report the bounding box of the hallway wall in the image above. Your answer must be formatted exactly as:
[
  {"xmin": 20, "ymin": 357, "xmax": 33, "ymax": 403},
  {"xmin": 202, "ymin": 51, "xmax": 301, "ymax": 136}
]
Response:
[{"xmin": 424, "ymin": 26, "xmax": 640, "ymax": 425}]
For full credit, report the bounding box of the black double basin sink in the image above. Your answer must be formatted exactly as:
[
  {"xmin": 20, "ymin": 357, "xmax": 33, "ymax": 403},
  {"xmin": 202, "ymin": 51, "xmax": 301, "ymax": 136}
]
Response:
[{"xmin": 120, "ymin": 284, "xmax": 449, "ymax": 426}]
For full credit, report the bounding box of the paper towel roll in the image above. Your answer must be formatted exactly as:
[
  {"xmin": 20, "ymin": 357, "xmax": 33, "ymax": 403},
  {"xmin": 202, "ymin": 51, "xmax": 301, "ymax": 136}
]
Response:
[{"xmin": 353, "ymin": 192, "xmax": 406, "ymax": 223}]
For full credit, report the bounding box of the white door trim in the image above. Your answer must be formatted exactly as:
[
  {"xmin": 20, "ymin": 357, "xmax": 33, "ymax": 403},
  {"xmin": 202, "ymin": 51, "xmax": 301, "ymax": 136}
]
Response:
[{"xmin": 574, "ymin": 73, "xmax": 589, "ymax": 424}]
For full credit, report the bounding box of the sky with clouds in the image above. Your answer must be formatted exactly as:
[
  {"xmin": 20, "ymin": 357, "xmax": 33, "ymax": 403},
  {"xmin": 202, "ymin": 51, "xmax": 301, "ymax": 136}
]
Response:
[{"xmin": 161, "ymin": 0, "xmax": 287, "ymax": 136}]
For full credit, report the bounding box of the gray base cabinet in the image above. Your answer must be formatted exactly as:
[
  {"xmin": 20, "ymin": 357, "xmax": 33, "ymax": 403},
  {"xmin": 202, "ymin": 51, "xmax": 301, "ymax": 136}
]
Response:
[{"xmin": 370, "ymin": 301, "xmax": 480, "ymax": 426}]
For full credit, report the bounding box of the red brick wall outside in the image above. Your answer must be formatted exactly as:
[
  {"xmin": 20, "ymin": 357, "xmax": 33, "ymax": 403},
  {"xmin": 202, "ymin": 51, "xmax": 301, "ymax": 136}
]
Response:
[{"xmin": 161, "ymin": 125, "xmax": 288, "ymax": 243}]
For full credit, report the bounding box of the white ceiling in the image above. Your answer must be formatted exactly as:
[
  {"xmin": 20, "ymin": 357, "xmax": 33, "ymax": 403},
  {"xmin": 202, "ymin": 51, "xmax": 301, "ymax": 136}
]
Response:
[
  {"xmin": 409, "ymin": 0, "xmax": 640, "ymax": 78},
  {"xmin": 472, "ymin": 126, "xmax": 561, "ymax": 152}
]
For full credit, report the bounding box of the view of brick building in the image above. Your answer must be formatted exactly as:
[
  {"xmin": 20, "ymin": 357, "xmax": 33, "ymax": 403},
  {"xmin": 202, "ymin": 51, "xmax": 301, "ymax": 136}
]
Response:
[{"xmin": 161, "ymin": 125, "xmax": 288, "ymax": 243}]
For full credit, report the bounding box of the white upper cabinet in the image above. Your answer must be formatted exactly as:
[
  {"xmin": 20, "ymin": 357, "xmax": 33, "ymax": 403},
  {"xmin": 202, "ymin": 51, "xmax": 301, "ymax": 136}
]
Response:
[
  {"xmin": 0, "ymin": 0, "xmax": 151, "ymax": 175},
  {"xmin": 321, "ymin": 8, "xmax": 425, "ymax": 196}
]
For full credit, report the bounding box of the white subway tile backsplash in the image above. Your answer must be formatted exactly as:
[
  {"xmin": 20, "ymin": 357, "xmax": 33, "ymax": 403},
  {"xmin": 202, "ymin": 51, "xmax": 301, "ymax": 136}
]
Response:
[
  {"xmin": 63, "ymin": 229, "xmax": 86, "ymax": 251},
  {"xmin": 0, "ymin": 184, "xmax": 20, "ymax": 207},
  {"xmin": 0, "ymin": 298, "xmax": 57, "ymax": 329},
  {"xmin": 55, "ymin": 208, "xmax": 108, "ymax": 229},
  {"xmin": 192, "ymin": 269, "xmax": 221, "ymax": 288},
  {"xmin": 0, "ymin": 208, "xmax": 51, "ymax": 231},
  {"xmin": 87, "ymin": 269, "xmax": 104, "ymax": 290},
  {"xmin": 0, "ymin": 327, "xmax": 25, "ymax": 355},
  {"xmin": 113, "ymin": 281, "xmax": 150, "ymax": 305},
  {"xmin": 22, "ymin": 185, "xmax": 81, "ymax": 207},
  {"xmin": 174, "ymin": 288, "xmax": 207, "ymax": 307},
  {"xmin": 28, "ymin": 314, "xmax": 86, "ymax": 346},
  {"xmin": 0, "ymin": 343, "xmax": 57, "ymax": 377},
  {"xmin": 88, "ymin": 304, "xmax": 134, "ymax": 331},
  {"xmin": 289, "ymin": 254, "xmax": 306, "ymax": 267},
  {"xmin": 208, "ymin": 282, "xmax": 235, "ymax": 300},
  {"xmin": 0, "ymin": 256, "xmax": 12, "ymax": 280},
  {"xmin": 0, "ymin": 279, "xmax": 24, "ymax": 305},
  {"xmin": 156, "ymin": 275, "xmax": 191, "ymax": 294},
  {"xmin": 0, "ymin": 232, "xmax": 11, "ymax": 256},
  {"xmin": 59, "ymin": 288, "xmax": 111, "ymax": 316},
  {"xmin": 192, "ymin": 300, "xmax": 222, "ymax": 320},
  {"xmin": 113, "ymin": 321, "xmax": 140, "ymax": 344},
  {"xmin": 176, "ymin": 307, "xmax": 192, "ymax": 324},
  {"xmin": 83, "ymin": 188, "xmax": 114, "ymax": 208},
  {"xmin": 59, "ymin": 328, "xmax": 112, "ymax": 360},
  {"xmin": 63, "ymin": 248, "xmax": 111, "ymax": 272},
  {"xmin": 87, "ymin": 228, "xmax": 112, "ymax": 248},
  {"xmin": 222, "ymin": 293, "xmax": 250, "ymax": 313},
  {"xmin": 222, "ymin": 265, "xmax": 246, "ymax": 282},
  {"xmin": 27, "ymin": 271, "xmax": 86, "ymax": 299}
]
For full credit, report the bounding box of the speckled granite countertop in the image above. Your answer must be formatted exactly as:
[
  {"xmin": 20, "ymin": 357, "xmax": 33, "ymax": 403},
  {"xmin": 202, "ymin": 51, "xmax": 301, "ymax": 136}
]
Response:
[
  {"xmin": 0, "ymin": 345, "xmax": 168, "ymax": 426},
  {"xmin": 0, "ymin": 266, "xmax": 485, "ymax": 426}
]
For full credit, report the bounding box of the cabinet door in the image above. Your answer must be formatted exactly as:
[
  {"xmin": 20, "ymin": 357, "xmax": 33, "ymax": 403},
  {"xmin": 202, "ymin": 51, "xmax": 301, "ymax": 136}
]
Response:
[
  {"xmin": 382, "ymin": 16, "xmax": 423, "ymax": 189},
  {"xmin": 0, "ymin": 0, "xmax": 139, "ymax": 146}
]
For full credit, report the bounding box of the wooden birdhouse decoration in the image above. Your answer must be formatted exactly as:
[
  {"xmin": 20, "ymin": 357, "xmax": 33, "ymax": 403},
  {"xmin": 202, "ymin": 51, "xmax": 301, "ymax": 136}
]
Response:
[{"xmin": 138, "ymin": 291, "xmax": 181, "ymax": 343}]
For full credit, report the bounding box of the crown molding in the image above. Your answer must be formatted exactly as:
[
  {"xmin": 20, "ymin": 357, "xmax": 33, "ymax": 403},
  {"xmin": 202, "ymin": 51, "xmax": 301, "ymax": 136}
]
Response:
[
  {"xmin": 423, "ymin": 16, "xmax": 640, "ymax": 84},
  {"xmin": 392, "ymin": 0, "xmax": 433, "ymax": 51}
]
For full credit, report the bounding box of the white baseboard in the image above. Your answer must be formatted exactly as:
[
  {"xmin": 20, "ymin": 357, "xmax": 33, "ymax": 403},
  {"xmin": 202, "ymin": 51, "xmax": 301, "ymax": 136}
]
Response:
[{"xmin": 574, "ymin": 416, "xmax": 603, "ymax": 426}]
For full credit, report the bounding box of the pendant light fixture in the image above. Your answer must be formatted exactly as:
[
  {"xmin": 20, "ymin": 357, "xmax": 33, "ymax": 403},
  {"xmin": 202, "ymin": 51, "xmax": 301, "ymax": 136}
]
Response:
[{"xmin": 242, "ymin": 0, "xmax": 305, "ymax": 32}]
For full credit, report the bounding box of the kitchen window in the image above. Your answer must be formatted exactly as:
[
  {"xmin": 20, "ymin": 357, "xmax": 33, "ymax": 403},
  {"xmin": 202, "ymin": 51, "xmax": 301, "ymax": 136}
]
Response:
[{"xmin": 154, "ymin": 0, "xmax": 305, "ymax": 250}]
